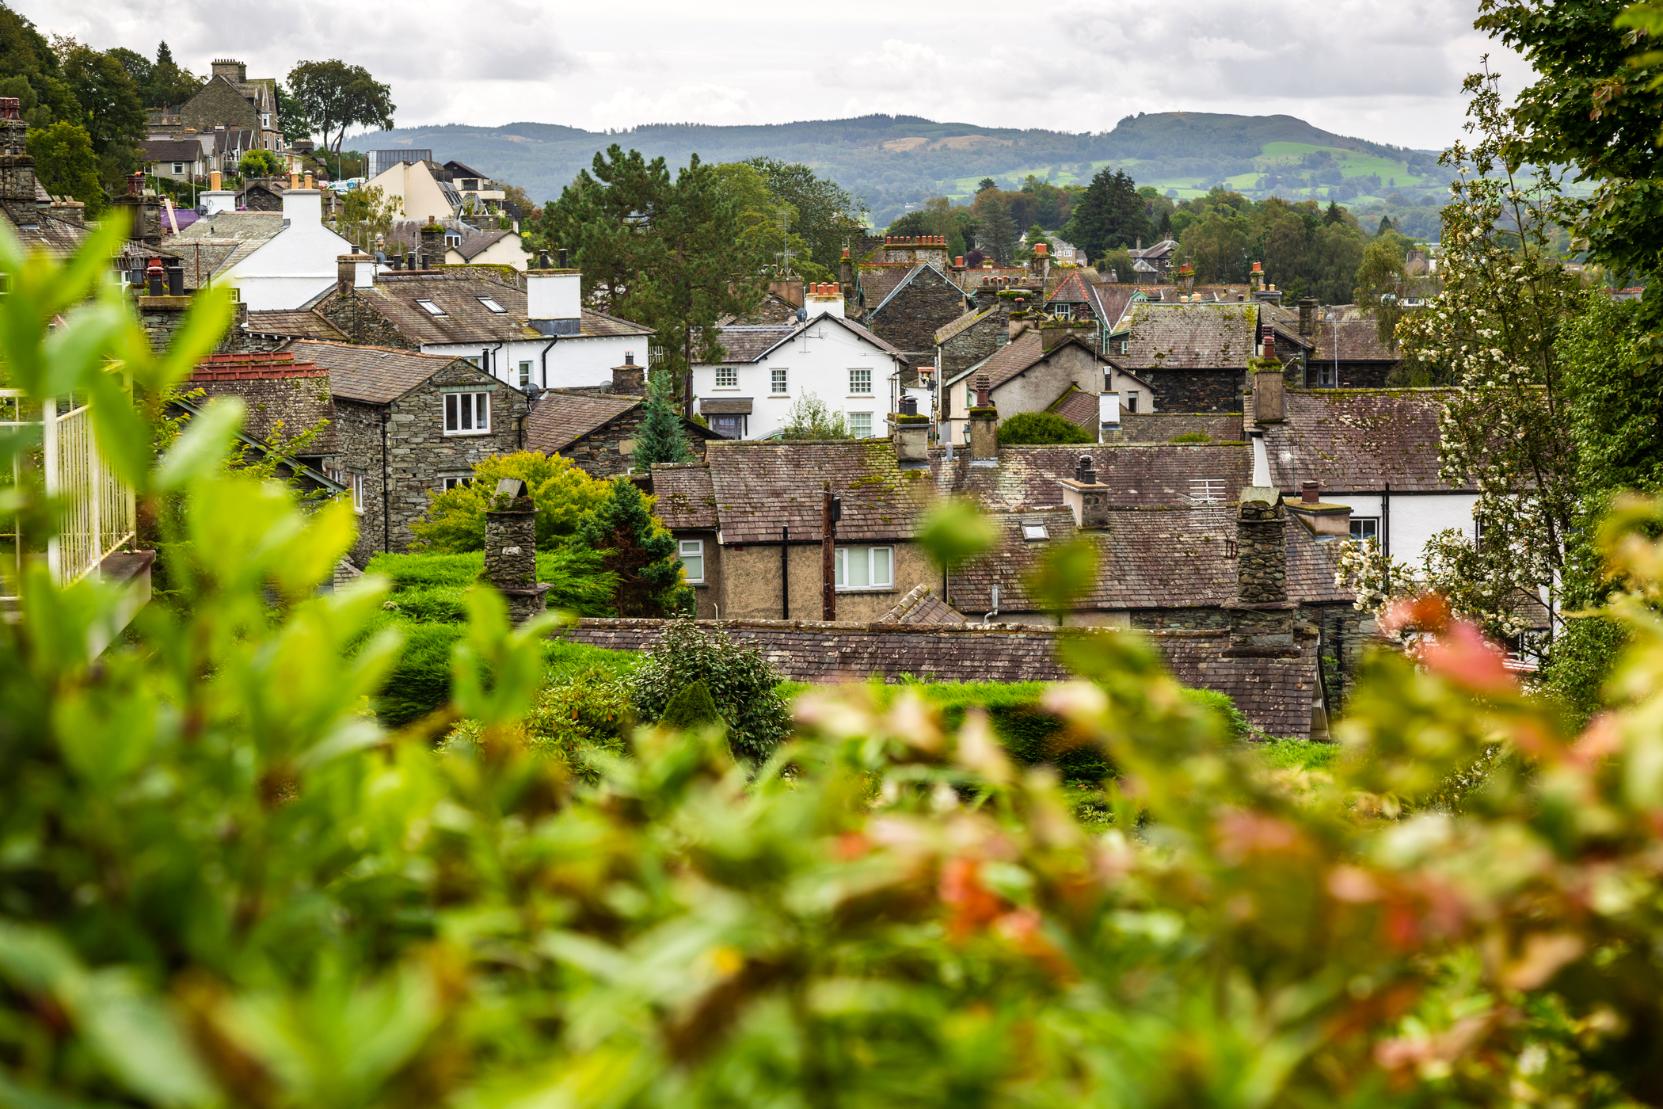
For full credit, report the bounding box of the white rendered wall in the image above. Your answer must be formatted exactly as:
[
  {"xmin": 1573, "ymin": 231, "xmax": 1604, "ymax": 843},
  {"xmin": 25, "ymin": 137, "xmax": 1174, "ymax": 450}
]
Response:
[
  {"xmin": 424, "ymin": 334, "xmax": 646, "ymax": 391},
  {"xmin": 1323, "ymin": 492, "xmax": 1478, "ymax": 563},
  {"xmin": 221, "ymin": 191, "xmax": 355, "ymax": 311}
]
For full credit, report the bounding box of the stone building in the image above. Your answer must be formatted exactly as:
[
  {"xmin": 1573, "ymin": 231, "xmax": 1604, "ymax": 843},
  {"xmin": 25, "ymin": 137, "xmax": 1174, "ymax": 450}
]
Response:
[
  {"xmin": 177, "ymin": 59, "xmax": 283, "ymax": 151},
  {"xmin": 0, "ymin": 97, "xmax": 86, "ymax": 255},
  {"xmin": 1107, "ymin": 300, "xmax": 1310, "ymax": 413},
  {"xmin": 285, "ymin": 340, "xmax": 529, "ymax": 564},
  {"xmin": 185, "ymin": 351, "xmax": 338, "ymax": 472},
  {"xmin": 854, "ymin": 262, "xmax": 972, "ymax": 366}
]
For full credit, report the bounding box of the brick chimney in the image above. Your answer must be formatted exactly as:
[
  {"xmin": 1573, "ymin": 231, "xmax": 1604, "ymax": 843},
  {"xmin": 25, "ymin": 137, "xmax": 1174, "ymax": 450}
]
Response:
[
  {"xmin": 610, "ymin": 352, "xmax": 645, "ymax": 395},
  {"xmin": 483, "ymin": 478, "xmax": 551, "ymax": 624},
  {"xmin": 1058, "ymin": 453, "xmax": 1110, "ymax": 528},
  {"xmin": 805, "ymin": 281, "xmax": 845, "ymax": 319},
  {"xmin": 768, "ymin": 277, "xmax": 804, "ymax": 309},
  {"xmin": 968, "ymin": 374, "xmax": 998, "ymax": 465},
  {"xmin": 892, "ymin": 394, "xmax": 929, "ymax": 467}
]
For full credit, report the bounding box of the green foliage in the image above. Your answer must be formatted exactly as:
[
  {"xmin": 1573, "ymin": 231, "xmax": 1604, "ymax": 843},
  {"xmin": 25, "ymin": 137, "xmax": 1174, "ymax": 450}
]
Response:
[
  {"xmin": 916, "ymin": 496, "xmax": 1000, "ymax": 571},
  {"xmin": 238, "ymin": 148, "xmax": 283, "ymax": 178},
  {"xmin": 742, "ymin": 156, "xmax": 867, "ymax": 275},
  {"xmin": 59, "ymin": 44, "xmax": 146, "ymax": 186},
  {"xmin": 628, "ymin": 618, "xmax": 789, "ymax": 761},
  {"xmin": 1064, "ymin": 166, "xmax": 1151, "ymax": 259},
  {"xmin": 25, "ymin": 121, "xmax": 103, "ymax": 212},
  {"xmin": 997, "ymin": 410, "xmax": 1093, "ymax": 446},
  {"xmin": 578, "ymin": 477, "xmax": 692, "ymax": 616},
  {"xmin": 1173, "ymin": 190, "xmax": 1369, "ymax": 303},
  {"xmin": 410, "ymin": 451, "xmax": 608, "ymax": 552},
  {"xmin": 659, "ymin": 679, "xmax": 721, "ymax": 729},
  {"xmin": 284, "ymin": 59, "xmax": 395, "ymax": 155},
  {"xmin": 778, "ymin": 392, "xmax": 849, "ymax": 439},
  {"xmin": 1169, "ymin": 431, "xmax": 1212, "ymax": 444},
  {"xmin": 107, "ymin": 41, "xmax": 202, "ymax": 110},
  {"xmin": 632, "ymin": 374, "xmax": 692, "ymax": 468}
]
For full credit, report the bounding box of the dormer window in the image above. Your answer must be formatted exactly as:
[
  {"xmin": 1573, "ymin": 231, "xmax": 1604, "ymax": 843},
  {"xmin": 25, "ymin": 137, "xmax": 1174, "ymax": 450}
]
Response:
[
  {"xmin": 417, "ymin": 299, "xmax": 446, "ymax": 317},
  {"xmin": 477, "ymin": 296, "xmax": 506, "ymax": 314}
]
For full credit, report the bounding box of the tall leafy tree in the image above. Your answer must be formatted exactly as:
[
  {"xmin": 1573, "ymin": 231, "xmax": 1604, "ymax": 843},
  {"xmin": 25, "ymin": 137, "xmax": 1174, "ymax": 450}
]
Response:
[
  {"xmin": 57, "ymin": 44, "xmax": 145, "ymax": 185},
  {"xmin": 25, "ymin": 121, "xmax": 102, "ymax": 211},
  {"xmin": 577, "ymin": 477, "xmax": 692, "ymax": 616},
  {"xmin": 743, "ymin": 157, "xmax": 867, "ymax": 276},
  {"xmin": 147, "ymin": 41, "xmax": 201, "ymax": 108},
  {"xmin": 971, "ymin": 188, "xmax": 1017, "ymax": 264},
  {"xmin": 0, "ymin": 4, "xmax": 77, "ymax": 127},
  {"xmin": 284, "ymin": 60, "xmax": 394, "ymax": 157}
]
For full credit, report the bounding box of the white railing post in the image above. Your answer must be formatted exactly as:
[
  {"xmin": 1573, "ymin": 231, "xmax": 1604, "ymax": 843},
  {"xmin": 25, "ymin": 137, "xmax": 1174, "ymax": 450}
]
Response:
[{"xmin": 42, "ymin": 395, "xmax": 59, "ymax": 581}]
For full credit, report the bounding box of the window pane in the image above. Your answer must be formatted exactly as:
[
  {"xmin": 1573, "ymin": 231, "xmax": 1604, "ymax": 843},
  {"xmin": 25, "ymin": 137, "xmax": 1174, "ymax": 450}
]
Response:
[
  {"xmin": 871, "ymin": 546, "xmax": 892, "ymax": 587},
  {"xmin": 716, "ymin": 367, "xmax": 737, "ymax": 388},
  {"xmin": 771, "ymin": 368, "xmax": 788, "ymax": 394},
  {"xmin": 444, "ymin": 394, "xmax": 458, "ymax": 430},
  {"xmin": 849, "ymin": 368, "xmax": 871, "ymax": 395},
  {"xmin": 679, "ymin": 540, "xmax": 704, "ymax": 583},
  {"xmin": 848, "ymin": 412, "xmax": 872, "ymax": 438}
]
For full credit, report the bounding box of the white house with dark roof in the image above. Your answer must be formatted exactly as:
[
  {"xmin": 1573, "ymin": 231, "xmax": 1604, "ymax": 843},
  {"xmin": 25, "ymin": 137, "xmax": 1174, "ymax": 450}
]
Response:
[
  {"xmin": 170, "ymin": 183, "xmax": 353, "ymax": 310},
  {"xmin": 692, "ymin": 284, "xmax": 907, "ymax": 440}
]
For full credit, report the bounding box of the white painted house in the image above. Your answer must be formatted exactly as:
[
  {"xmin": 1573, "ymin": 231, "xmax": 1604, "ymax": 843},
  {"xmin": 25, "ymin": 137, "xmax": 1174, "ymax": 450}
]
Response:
[
  {"xmin": 313, "ymin": 264, "xmax": 654, "ymax": 391},
  {"xmin": 693, "ymin": 284, "xmax": 907, "ymax": 439},
  {"xmin": 172, "ymin": 176, "xmax": 354, "ymax": 311}
]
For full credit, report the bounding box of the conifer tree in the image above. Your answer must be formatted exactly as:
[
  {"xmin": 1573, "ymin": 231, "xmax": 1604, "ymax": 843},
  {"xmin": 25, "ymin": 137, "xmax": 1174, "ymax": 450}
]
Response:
[
  {"xmin": 633, "ymin": 374, "xmax": 692, "ymax": 469},
  {"xmin": 577, "ymin": 478, "xmax": 692, "ymax": 616},
  {"xmin": 1064, "ymin": 168, "xmax": 1152, "ymax": 259}
]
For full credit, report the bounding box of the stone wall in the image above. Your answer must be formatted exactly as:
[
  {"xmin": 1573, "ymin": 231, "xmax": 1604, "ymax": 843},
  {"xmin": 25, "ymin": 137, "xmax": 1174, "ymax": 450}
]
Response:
[
  {"xmin": 334, "ymin": 363, "xmax": 529, "ymax": 565},
  {"xmin": 864, "ymin": 267, "xmax": 970, "ymax": 363},
  {"xmin": 1143, "ymin": 368, "xmax": 1244, "ymax": 414},
  {"xmin": 139, "ymin": 297, "xmax": 258, "ymax": 354},
  {"xmin": 187, "ymin": 370, "xmax": 337, "ymax": 452},
  {"xmin": 939, "ymin": 311, "xmax": 1006, "ymax": 378},
  {"xmin": 559, "ymin": 407, "xmax": 710, "ymax": 480},
  {"xmin": 1117, "ymin": 412, "xmax": 1244, "ymax": 444},
  {"xmin": 315, "ymin": 288, "xmax": 416, "ymax": 349},
  {"xmin": 1236, "ymin": 500, "xmax": 1287, "ymax": 605},
  {"xmin": 710, "ymin": 541, "xmax": 936, "ymax": 624}
]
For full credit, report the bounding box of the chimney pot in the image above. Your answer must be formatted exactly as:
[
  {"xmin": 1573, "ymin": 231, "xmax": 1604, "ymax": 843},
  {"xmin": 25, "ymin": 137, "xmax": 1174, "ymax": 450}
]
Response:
[{"xmin": 1075, "ymin": 454, "xmax": 1096, "ymax": 485}]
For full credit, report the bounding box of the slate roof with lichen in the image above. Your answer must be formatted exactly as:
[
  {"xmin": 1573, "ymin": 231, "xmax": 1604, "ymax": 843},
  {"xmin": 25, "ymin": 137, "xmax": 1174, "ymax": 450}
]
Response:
[
  {"xmin": 244, "ymin": 310, "xmax": 347, "ymax": 341},
  {"xmin": 331, "ymin": 271, "xmax": 652, "ymax": 346},
  {"xmin": 524, "ymin": 391, "xmax": 640, "ymax": 455},
  {"xmin": 1088, "ymin": 282, "xmax": 1136, "ymax": 330},
  {"xmin": 451, "ymin": 229, "xmax": 518, "ymax": 261},
  {"xmin": 188, "ymin": 352, "xmax": 336, "ymax": 451},
  {"xmin": 171, "ymin": 212, "xmax": 283, "ymax": 284},
  {"xmin": 1157, "ymin": 632, "xmax": 1320, "ymax": 739},
  {"xmin": 1118, "ymin": 412, "xmax": 1245, "ymax": 444},
  {"xmin": 880, "ymin": 585, "xmax": 969, "ymax": 625},
  {"xmin": 854, "ymin": 264, "xmax": 913, "ymax": 309},
  {"xmin": 695, "ymin": 439, "xmax": 933, "ymax": 545},
  {"xmin": 934, "ymin": 305, "xmax": 995, "ymax": 345},
  {"xmin": 285, "ymin": 339, "xmax": 462, "ymax": 405},
  {"xmin": 952, "ymin": 328, "xmax": 1100, "ymax": 390},
  {"xmin": 1045, "ymin": 271, "xmax": 1094, "ymax": 305},
  {"xmin": 1263, "ymin": 389, "xmax": 1464, "ymax": 493},
  {"xmin": 652, "ymin": 463, "xmax": 719, "ymax": 530},
  {"xmin": 1311, "ymin": 306, "xmax": 1402, "ymax": 363},
  {"xmin": 941, "ymin": 443, "xmax": 1251, "ymax": 513},
  {"xmin": 1111, "ymin": 301, "xmax": 1260, "ymax": 371},
  {"xmin": 1048, "ymin": 386, "xmax": 1102, "ymax": 432}
]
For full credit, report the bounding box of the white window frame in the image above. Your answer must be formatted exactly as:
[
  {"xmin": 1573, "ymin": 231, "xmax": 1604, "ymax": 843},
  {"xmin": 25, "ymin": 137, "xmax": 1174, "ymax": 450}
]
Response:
[
  {"xmin": 847, "ymin": 411, "xmax": 873, "ymax": 439},
  {"xmin": 479, "ymin": 296, "xmax": 508, "ymax": 314},
  {"xmin": 848, "ymin": 367, "xmax": 873, "ymax": 396},
  {"xmin": 350, "ymin": 473, "xmax": 365, "ymax": 515},
  {"xmin": 1350, "ymin": 516, "xmax": 1380, "ymax": 543},
  {"xmin": 417, "ymin": 298, "xmax": 446, "ymax": 317},
  {"xmin": 679, "ymin": 538, "xmax": 706, "ymax": 584},
  {"xmin": 714, "ymin": 366, "xmax": 739, "ymax": 389},
  {"xmin": 770, "ymin": 366, "xmax": 789, "ymax": 395},
  {"xmin": 440, "ymin": 475, "xmax": 469, "ymax": 492},
  {"xmin": 443, "ymin": 391, "xmax": 491, "ymax": 436},
  {"xmin": 171, "ymin": 162, "xmax": 185, "ymax": 175},
  {"xmin": 835, "ymin": 545, "xmax": 894, "ymax": 592},
  {"xmin": 517, "ymin": 360, "xmax": 532, "ymax": 388}
]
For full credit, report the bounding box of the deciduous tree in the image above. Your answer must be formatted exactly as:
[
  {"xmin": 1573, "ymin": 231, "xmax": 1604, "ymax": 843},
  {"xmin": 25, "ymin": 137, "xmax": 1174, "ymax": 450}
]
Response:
[
  {"xmin": 284, "ymin": 59, "xmax": 394, "ymax": 157},
  {"xmin": 25, "ymin": 121, "xmax": 102, "ymax": 211}
]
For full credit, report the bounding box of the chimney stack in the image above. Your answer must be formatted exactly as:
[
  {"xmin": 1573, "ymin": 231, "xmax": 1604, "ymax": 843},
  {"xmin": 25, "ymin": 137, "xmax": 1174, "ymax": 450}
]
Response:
[
  {"xmin": 968, "ymin": 374, "xmax": 998, "ymax": 465},
  {"xmin": 420, "ymin": 223, "xmax": 446, "ymax": 268},
  {"xmin": 337, "ymin": 252, "xmax": 375, "ymax": 292},
  {"xmin": 610, "ymin": 352, "xmax": 645, "ymax": 395},
  {"xmin": 483, "ymin": 478, "xmax": 551, "ymax": 623},
  {"xmin": 805, "ymin": 281, "xmax": 845, "ymax": 318},
  {"xmin": 281, "ymin": 182, "xmax": 323, "ymax": 229},
  {"xmin": 892, "ymin": 393, "xmax": 929, "ymax": 466},
  {"xmin": 1249, "ymin": 261, "xmax": 1265, "ymax": 294},
  {"xmin": 1059, "ymin": 453, "xmax": 1109, "ymax": 528},
  {"xmin": 1298, "ymin": 296, "xmax": 1317, "ymax": 338},
  {"xmin": 1287, "ymin": 479, "xmax": 1353, "ymax": 540},
  {"xmin": 839, "ymin": 246, "xmax": 853, "ymax": 292},
  {"xmin": 0, "ymin": 97, "xmax": 35, "ymax": 204},
  {"xmin": 526, "ymin": 267, "xmax": 582, "ymax": 325}
]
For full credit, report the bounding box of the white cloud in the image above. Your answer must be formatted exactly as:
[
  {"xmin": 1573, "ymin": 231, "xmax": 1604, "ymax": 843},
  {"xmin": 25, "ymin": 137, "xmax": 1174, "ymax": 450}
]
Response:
[{"xmin": 14, "ymin": 0, "xmax": 1522, "ymax": 149}]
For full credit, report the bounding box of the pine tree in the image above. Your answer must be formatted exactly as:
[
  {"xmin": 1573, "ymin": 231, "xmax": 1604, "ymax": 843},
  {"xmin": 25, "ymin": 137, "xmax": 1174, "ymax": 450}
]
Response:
[
  {"xmin": 1377, "ymin": 214, "xmax": 1396, "ymax": 236},
  {"xmin": 633, "ymin": 374, "xmax": 692, "ymax": 469},
  {"xmin": 578, "ymin": 478, "xmax": 692, "ymax": 616},
  {"xmin": 1064, "ymin": 168, "xmax": 1152, "ymax": 260}
]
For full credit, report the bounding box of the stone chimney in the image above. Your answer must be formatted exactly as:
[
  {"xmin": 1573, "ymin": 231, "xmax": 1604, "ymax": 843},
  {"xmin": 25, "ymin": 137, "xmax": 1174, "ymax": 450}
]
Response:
[
  {"xmin": 526, "ymin": 267, "xmax": 582, "ymax": 327},
  {"xmin": 1225, "ymin": 485, "xmax": 1296, "ymax": 657},
  {"xmin": 483, "ymin": 478, "xmax": 551, "ymax": 624},
  {"xmin": 1252, "ymin": 362, "xmax": 1285, "ymax": 425},
  {"xmin": 892, "ymin": 394, "xmax": 929, "ymax": 467},
  {"xmin": 211, "ymin": 59, "xmax": 248, "ymax": 83},
  {"xmin": 1040, "ymin": 319, "xmax": 1095, "ymax": 353},
  {"xmin": 114, "ymin": 174, "xmax": 164, "ymax": 246},
  {"xmin": 1298, "ymin": 296, "xmax": 1317, "ymax": 338},
  {"xmin": 420, "ymin": 223, "xmax": 446, "ymax": 268},
  {"xmin": 337, "ymin": 252, "xmax": 375, "ymax": 292},
  {"xmin": 610, "ymin": 352, "xmax": 645, "ymax": 395},
  {"xmin": 1008, "ymin": 303, "xmax": 1031, "ymax": 341},
  {"xmin": 1287, "ymin": 479, "xmax": 1353, "ymax": 540},
  {"xmin": 804, "ymin": 281, "xmax": 845, "ymax": 318},
  {"xmin": 0, "ymin": 97, "xmax": 36, "ymax": 205},
  {"xmin": 839, "ymin": 246, "xmax": 853, "ymax": 293},
  {"xmin": 1058, "ymin": 453, "xmax": 1110, "ymax": 529},
  {"xmin": 968, "ymin": 374, "xmax": 998, "ymax": 465}
]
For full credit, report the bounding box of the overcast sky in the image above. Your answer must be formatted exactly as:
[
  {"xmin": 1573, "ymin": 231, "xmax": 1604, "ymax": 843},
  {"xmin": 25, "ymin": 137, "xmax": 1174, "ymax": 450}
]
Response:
[{"xmin": 20, "ymin": 0, "xmax": 1521, "ymax": 149}]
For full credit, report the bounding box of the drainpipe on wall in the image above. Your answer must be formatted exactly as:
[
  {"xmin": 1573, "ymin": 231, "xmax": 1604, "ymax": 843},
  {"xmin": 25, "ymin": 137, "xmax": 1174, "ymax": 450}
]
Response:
[
  {"xmin": 1382, "ymin": 480, "xmax": 1392, "ymax": 595},
  {"xmin": 538, "ymin": 337, "xmax": 558, "ymax": 389}
]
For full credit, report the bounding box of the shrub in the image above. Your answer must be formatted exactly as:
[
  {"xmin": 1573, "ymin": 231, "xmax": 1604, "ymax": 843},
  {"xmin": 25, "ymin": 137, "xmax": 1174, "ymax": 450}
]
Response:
[
  {"xmin": 660, "ymin": 680, "xmax": 720, "ymax": 729},
  {"xmin": 628, "ymin": 619, "xmax": 789, "ymax": 761},
  {"xmin": 1170, "ymin": 431, "xmax": 1212, "ymax": 444},
  {"xmin": 368, "ymin": 548, "xmax": 618, "ymax": 617},
  {"xmin": 997, "ymin": 410, "xmax": 1093, "ymax": 445},
  {"xmin": 523, "ymin": 666, "xmax": 633, "ymax": 774},
  {"xmin": 577, "ymin": 478, "xmax": 692, "ymax": 617},
  {"xmin": 372, "ymin": 622, "xmax": 463, "ymax": 727},
  {"xmin": 410, "ymin": 452, "xmax": 608, "ymax": 553}
]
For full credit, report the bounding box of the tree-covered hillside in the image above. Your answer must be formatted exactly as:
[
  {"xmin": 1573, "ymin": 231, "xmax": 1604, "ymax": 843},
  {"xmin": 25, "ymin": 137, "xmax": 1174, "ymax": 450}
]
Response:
[{"xmin": 347, "ymin": 111, "xmax": 1449, "ymax": 228}]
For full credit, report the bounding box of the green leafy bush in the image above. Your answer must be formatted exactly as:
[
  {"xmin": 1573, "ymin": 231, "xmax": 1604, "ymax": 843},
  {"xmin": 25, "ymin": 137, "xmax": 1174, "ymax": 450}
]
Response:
[
  {"xmin": 997, "ymin": 410, "xmax": 1093, "ymax": 445},
  {"xmin": 410, "ymin": 451, "xmax": 608, "ymax": 552},
  {"xmin": 660, "ymin": 679, "xmax": 720, "ymax": 729},
  {"xmin": 627, "ymin": 619, "xmax": 789, "ymax": 761},
  {"xmin": 522, "ymin": 666, "xmax": 633, "ymax": 772},
  {"xmin": 373, "ymin": 622, "xmax": 463, "ymax": 726}
]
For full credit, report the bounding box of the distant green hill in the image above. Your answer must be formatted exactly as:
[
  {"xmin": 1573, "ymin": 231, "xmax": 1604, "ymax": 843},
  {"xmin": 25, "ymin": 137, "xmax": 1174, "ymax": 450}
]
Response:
[{"xmin": 348, "ymin": 111, "xmax": 1448, "ymax": 226}]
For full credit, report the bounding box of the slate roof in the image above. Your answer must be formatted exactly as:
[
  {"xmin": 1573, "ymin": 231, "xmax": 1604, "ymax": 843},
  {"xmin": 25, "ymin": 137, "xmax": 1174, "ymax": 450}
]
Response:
[
  {"xmin": 721, "ymin": 291, "xmax": 804, "ymax": 326},
  {"xmin": 942, "ymin": 443, "xmax": 1252, "ymax": 513},
  {"xmin": 172, "ymin": 212, "xmax": 283, "ymax": 285},
  {"xmin": 1112, "ymin": 301, "xmax": 1259, "ymax": 371},
  {"xmin": 1, "ymin": 206, "xmax": 85, "ymax": 255},
  {"xmin": 244, "ymin": 310, "xmax": 347, "ymax": 341},
  {"xmin": 952, "ymin": 329, "xmax": 1099, "ymax": 390},
  {"xmin": 1088, "ymin": 282, "xmax": 1136, "ymax": 330},
  {"xmin": 338, "ymin": 272, "xmax": 651, "ymax": 346},
  {"xmin": 1255, "ymin": 302, "xmax": 1316, "ymax": 351},
  {"xmin": 934, "ymin": 305, "xmax": 995, "ymax": 345},
  {"xmin": 284, "ymin": 340, "xmax": 460, "ymax": 405},
  {"xmin": 652, "ymin": 463, "xmax": 719, "ymax": 529},
  {"xmin": 524, "ymin": 391, "xmax": 639, "ymax": 454},
  {"xmin": 1045, "ymin": 270, "xmax": 1093, "ymax": 305},
  {"xmin": 451, "ymin": 229, "xmax": 517, "ymax": 261},
  {"xmin": 1119, "ymin": 413, "xmax": 1245, "ymax": 444},
  {"xmin": 1262, "ymin": 389, "xmax": 1464, "ymax": 493},
  {"xmin": 1157, "ymin": 632, "xmax": 1320, "ymax": 740},
  {"xmin": 880, "ymin": 585, "xmax": 969, "ymax": 625},
  {"xmin": 948, "ymin": 505, "xmax": 1347, "ymax": 616},
  {"xmin": 142, "ymin": 138, "xmax": 202, "ymax": 163},
  {"xmin": 710, "ymin": 314, "xmax": 905, "ymax": 364},
  {"xmin": 699, "ymin": 439, "xmax": 932, "ymax": 544},
  {"xmin": 865, "ymin": 263, "xmax": 969, "ymax": 318},
  {"xmin": 1312, "ymin": 305, "xmax": 1401, "ymax": 363},
  {"xmin": 854, "ymin": 264, "xmax": 913, "ymax": 308},
  {"xmin": 1048, "ymin": 386, "xmax": 1102, "ymax": 432}
]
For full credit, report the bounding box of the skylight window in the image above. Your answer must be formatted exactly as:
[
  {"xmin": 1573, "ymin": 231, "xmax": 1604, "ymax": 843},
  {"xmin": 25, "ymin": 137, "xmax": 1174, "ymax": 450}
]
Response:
[
  {"xmin": 477, "ymin": 296, "xmax": 506, "ymax": 314},
  {"xmin": 1022, "ymin": 522, "xmax": 1049, "ymax": 541},
  {"xmin": 416, "ymin": 299, "xmax": 446, "ymax": 317}
]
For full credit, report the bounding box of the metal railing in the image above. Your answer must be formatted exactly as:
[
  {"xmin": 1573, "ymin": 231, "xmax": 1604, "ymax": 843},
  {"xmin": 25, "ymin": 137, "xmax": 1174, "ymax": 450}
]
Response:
[{"xmin": 1, "ymin": 389, "xmax": 136, "ymax": 598}]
